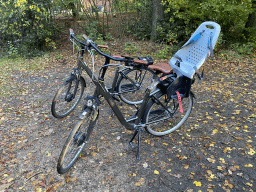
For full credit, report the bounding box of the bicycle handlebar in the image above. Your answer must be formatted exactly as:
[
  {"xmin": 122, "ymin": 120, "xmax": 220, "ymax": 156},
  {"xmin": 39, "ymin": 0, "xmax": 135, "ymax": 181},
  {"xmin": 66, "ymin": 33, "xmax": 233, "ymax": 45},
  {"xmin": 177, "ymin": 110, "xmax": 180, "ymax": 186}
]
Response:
[
  {"xmin": 70, "ymin": 29, "xmax": 150, "ymax": 64},
  {"xmin": 69, "ymin": 29, "xmax": 124, "ymax": 62}
]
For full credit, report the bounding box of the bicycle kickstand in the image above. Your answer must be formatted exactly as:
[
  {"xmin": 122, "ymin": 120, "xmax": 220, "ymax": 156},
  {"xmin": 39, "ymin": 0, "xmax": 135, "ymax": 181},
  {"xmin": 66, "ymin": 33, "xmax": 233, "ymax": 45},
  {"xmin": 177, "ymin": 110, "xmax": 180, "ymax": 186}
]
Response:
[{"xmin": 128, "ymin": 126, "xmax": 143, "ymax": 160}]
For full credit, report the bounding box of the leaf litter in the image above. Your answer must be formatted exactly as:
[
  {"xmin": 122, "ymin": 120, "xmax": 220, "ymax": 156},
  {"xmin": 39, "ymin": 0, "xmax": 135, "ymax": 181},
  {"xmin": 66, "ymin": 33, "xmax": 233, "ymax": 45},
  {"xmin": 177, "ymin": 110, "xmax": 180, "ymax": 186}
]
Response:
[{"xmin": 0, "ymin": 27, "xmax": 256, "ymax": 191}]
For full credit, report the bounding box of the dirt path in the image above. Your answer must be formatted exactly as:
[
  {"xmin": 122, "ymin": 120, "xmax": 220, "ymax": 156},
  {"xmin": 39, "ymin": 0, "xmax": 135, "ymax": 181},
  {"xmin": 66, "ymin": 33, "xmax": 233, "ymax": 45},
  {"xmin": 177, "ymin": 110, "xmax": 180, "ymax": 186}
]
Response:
[{"xmin": 0, "ymin": 49, "xmax": 255, "ymax": 192}]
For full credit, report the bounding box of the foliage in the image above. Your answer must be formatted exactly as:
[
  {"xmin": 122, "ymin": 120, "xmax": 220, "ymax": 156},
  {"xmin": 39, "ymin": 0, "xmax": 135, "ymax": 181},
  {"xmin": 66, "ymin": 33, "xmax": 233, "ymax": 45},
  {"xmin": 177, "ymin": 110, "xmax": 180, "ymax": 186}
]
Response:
[
  {"xmin": 0, "ymin": 0, "xmax": 57, "ymax": 57},
  {"xmin": 162, "ymin": 0, "xmax": 256, "ymax": 50},
  {"xmin": 127, "ymin": 0, "xmax": 153, "ymax": 40}
]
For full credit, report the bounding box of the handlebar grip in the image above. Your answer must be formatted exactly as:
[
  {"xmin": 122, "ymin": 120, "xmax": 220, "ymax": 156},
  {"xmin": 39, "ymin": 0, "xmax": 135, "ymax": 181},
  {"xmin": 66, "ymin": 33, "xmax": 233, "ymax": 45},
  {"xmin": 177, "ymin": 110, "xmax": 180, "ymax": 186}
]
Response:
[
  {"xmin": 69, "ymin": 28, "xmax": 74, "ymax": 35},
  {"xmin": 98, "ymin": 45, "xmax": 109, "ymax": 49},
  {"xmin": 134, "ymin": 58, "xmax": 148, "ymax": 65}
]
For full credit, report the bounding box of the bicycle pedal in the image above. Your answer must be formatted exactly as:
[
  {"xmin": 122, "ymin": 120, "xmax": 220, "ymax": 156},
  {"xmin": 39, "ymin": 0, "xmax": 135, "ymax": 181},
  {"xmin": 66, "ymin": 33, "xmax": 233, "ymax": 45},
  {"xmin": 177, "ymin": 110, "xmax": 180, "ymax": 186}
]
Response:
[{"xmin": 128, "ymin": 142, "xmax": 137, "ymax": 151}]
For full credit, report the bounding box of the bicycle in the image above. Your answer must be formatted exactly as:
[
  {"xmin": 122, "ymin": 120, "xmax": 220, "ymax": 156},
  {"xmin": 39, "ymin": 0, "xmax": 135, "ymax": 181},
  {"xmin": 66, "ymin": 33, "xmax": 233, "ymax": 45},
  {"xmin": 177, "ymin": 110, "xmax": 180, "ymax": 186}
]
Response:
[
  {"xmin": 51, "ymin": 30, "xmax": 157, "ymax": 119},
  {"xmin": 56, "ymin": 21, "xmax": 221, "ymax": 174}
]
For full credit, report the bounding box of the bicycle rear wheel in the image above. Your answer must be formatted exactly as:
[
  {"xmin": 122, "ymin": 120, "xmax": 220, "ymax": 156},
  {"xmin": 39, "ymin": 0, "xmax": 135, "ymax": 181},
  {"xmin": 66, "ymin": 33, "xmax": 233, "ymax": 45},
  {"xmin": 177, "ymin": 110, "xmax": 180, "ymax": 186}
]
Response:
[
  {"xmin": 57, "ymin": 108, "xmax": 98, "ymax": 174},
  {"xmin": 142, "ymin": 91, "xmax": 193, "ymax": 136},
  {"xmin": 51, "ymin": 77, "xmax": 85, "ymax": 118},
  {"xmin": 117, "ymin": 68, "xmax": 155, "ymax": 105}
]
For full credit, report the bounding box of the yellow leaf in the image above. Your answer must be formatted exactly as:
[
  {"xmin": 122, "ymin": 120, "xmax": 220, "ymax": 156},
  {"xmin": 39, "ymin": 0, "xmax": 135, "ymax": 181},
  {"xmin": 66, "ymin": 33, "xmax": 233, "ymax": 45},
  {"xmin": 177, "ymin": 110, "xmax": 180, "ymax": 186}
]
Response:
[
  {"xmin": 248, "ymin": 148, "xmax": 255, "ymax": 155},
  {"xmin": 212, "ymin": 129, "xmax": 218, "ymax": 135},
  {"xmin": 206, "ymin": 170, "xmax": 212, "ymax": 175},
  {"xmin": 245, "ymin": 164, "xmax": 253, "ymax": 167},
  {"xmin": 246, "ymin": 183, "xmax": 253, "ymax": 187},
  {"xmin": 210, "ymin": 174, "xmax": 216, "ymax": 179},
  {"xmin": 193, "ymin": 181, "xmax": 202, "ymax": 187},
  {"xmin": 135, "ymin": 182, "xmax": 141, "ymax": 186},
  {"xmin": 36, "ymin": 188, "xmax": 42, "ymax": 192},
  {"xmin": 167, "ymin": 169, "xmax": 171, "ymax": 172},
  {"xmin": 168, "ymin": 158, "xmax": 172, "ymax": 161},
  {"xmin": 184, "ymin": 165, "xmax": 189, "ymax": 169},
  {"xmin": 133, "ymin": 173, "xmax": 136, "ymax": 177},
  {"xmin": 207, "ymin": 158, "xmax": 216, "ymax": 163},
  {"xmin": 154, "ymin": 170, "xmax": 159, "ymax": 175},
  {"xmin": 7, "ymin": 178, "xmax": 14, "ymax": 182},
  {"xmin": 162, "ymin": 142, "xmax": 168, "ymax": 146},
  {"xmin": 91, "ymin": 152, "xmax": 96, "ymax": 157},
  {"xmin": 3, "ymin": 174, "xmax": 8, "ymax": 177},
  {"xmin": 234, "ymin": 110, "xmax": 241, "ymax": 114},
  {"xmin": 219, "ymin": 158, "xmax": 225, "ymax": 163}
]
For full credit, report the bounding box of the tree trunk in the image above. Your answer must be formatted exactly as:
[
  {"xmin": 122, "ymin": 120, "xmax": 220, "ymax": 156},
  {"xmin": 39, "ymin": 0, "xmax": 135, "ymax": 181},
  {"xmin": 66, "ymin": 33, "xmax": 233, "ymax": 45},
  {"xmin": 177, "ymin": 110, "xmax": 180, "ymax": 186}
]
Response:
[{"xmin": 151, "ymin": 0, "xmax": 164, "ymax": 40}]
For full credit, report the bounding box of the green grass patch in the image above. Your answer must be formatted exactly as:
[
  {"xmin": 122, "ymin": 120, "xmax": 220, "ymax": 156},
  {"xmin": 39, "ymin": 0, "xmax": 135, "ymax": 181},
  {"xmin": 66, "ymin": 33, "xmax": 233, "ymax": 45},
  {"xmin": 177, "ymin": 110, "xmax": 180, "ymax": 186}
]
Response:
[{"xmin": 0, "ymin": 55, "xmax": 49, "ymax": 97}]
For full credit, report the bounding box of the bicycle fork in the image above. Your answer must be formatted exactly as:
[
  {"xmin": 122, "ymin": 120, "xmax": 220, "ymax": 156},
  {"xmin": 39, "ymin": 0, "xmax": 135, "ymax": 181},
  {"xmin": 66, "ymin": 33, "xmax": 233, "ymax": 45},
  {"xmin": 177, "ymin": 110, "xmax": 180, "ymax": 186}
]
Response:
[{"xmin": 79, "ymin": 96, "xmax": 100, "ymax": 142}]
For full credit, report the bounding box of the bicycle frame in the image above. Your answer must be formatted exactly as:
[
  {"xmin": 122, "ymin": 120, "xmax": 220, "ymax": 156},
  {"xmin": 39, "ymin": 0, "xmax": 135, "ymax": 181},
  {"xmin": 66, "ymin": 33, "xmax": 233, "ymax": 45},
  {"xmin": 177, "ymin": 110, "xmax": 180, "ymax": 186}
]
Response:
[{"xmin": 77, "ymin": 52, "xmax": 135, "ymax": 130}]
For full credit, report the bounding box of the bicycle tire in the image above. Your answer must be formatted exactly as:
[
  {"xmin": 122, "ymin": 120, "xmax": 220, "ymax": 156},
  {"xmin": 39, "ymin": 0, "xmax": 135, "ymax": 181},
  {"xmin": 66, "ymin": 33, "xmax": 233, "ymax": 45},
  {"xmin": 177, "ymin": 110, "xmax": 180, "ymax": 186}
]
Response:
[
  {"xmin": 57, "ymin": 108, "xmax": 98, "ymax": 174},
  {"xmin": 51, "ymin": 77, "xmax": 85, "ymax": 118},
  {"xmin": 142, "ymin": 91, "xmax": 193, "ymax": 136},
  {"xmin": 117, "ymin": 68, "xmax": 155, "ymax": 105}
]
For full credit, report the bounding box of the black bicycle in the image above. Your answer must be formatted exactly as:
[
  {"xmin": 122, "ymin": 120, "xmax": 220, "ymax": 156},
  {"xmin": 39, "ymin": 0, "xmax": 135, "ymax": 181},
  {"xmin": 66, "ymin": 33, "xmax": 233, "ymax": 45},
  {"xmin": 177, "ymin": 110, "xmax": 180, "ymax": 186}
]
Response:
[
  {"xmin": 56, "ymin": 31, "xmax": 194, "ymax": 174},
  {"xmin": 51, "ymin": 30, "xmax": 156, "ymax": 119}
]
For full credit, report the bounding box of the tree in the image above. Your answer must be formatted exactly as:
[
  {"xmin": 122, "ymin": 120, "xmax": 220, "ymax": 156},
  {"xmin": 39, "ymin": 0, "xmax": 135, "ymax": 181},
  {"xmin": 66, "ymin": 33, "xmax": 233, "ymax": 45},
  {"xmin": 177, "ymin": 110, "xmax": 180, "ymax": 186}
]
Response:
[
  {"xmin": 0, "ymin": 0, "xmax": 57, "ymax": 57},
  {"xmin": 151, "ymin": 0, "xmax": 164, "ymax": 40}
]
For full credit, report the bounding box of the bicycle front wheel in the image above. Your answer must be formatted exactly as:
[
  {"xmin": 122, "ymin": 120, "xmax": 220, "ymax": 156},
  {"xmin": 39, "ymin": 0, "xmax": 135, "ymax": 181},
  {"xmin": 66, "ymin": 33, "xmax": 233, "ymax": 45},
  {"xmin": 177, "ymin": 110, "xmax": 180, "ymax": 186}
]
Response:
[
  {"xmin": 51, "ymin": 77, "xmax": 85, "ymax": 118},
  {"xmin": 117, "ymin": 68, "xmax": 155, "ymax": 105},
  {"xmin": 57, "ymin": 108, "xmax": 98, "ymax": 174},
  {"xmin": 142, "ymin": 91, "xmax": 193, "ymax": 136}
]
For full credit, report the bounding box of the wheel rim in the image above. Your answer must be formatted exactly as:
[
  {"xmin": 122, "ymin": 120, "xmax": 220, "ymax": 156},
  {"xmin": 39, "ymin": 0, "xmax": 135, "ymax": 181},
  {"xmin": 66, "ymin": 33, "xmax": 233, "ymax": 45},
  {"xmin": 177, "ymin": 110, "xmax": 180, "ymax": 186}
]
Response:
[
  {"xmin": 146, "ymin": 94, "xmax": 193, "ymax": 136},
  {"xmin": 54, "ymin": 80, "xmax": 83, "ymax": 117},
  {"xmin": 119, "ymin": 69, "xmax": 154, "ymax": 105},
  {"xmin": 58, "ymin": 116, "xmax": 90, "ymax": 172},
  {"xmin": 61, "ymin": 139, "xmax": 85, "ymax": 170}
]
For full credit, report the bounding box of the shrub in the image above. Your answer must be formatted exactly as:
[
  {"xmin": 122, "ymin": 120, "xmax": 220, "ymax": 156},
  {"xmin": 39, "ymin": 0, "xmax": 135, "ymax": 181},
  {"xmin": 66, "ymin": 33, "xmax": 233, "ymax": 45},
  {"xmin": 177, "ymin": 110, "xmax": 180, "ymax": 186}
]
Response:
[
  {"xmin": 162, "ymin": 0, "xmax": 256, "ymax": 48},
  {"xmin": 0, "ymin": 0, "xmax": 57, "ymax": 57}
]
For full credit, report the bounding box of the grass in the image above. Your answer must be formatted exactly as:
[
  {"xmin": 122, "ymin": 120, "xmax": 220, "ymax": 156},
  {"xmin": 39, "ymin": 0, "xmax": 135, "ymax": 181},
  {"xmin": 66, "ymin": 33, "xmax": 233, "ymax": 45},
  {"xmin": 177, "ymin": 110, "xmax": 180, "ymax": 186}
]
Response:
[
  {"xmin": 0, "ymin": 36, "xmax": 254, "ymax": 98},
  {"xmin": 0, "ymin": 53, "xmax": 55, "ymax": 97}
]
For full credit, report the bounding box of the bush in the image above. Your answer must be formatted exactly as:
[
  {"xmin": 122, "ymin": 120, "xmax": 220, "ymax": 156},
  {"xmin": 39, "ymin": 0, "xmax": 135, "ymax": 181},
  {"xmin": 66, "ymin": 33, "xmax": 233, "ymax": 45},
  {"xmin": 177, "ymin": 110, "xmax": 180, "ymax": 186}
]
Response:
[
  {"xmin": 0, "ymin": 0, "xmax": 57, "ymax": 57},
  {"xmin": 162, "ymin": 0, "xmax": 256, "ymax": 49}
]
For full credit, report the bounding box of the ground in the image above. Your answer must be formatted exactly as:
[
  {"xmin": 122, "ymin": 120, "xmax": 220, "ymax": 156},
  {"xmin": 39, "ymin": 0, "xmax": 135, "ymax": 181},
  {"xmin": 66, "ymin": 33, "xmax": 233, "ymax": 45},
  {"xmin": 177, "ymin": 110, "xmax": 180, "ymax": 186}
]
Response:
[{"xmin": 0, "ymin": 35, "xmax": 256, "ymax": 192}]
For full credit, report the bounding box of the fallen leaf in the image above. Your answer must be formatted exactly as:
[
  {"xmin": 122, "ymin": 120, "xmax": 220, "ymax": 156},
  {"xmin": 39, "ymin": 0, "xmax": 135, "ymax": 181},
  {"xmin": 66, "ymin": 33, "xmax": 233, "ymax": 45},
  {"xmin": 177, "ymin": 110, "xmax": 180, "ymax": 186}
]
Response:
[
  {"xmin": 219, "ymin": 158, "xmax": 226, "ymax": 163},
  {"xmin": 246, "ymin": 182, "xmax": 253, "ymax": 187},
  {"xmin": 7, "ymin": 178, "xmax": 14, "ymax": 182},
  {"xmin": 193, "ymin": 181, "xmax": 202, "ymax": 187},
  {"xmin": 212, "ymin": 129, "xmax": 218, "ymax": 135},
  {"xmin": 248, "ymin": 148, "xmax": 255, "ymax": 155},
  {"xmin": 154, "ymin": 170, "xmax": 159, "ymax": 175},
  {"xmin": 142, "ymin": 162, "xmax": 148, "ymax": 168},
  {"xmin": 207, "ymin": 158, "xmax": 216, "ymax": 163}
]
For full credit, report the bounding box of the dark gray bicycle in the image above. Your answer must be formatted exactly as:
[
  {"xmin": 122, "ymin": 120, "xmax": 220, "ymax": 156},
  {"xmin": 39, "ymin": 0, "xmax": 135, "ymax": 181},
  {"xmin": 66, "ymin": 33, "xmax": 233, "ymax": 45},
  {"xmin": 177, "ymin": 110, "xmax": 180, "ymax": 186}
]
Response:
[
  {"xmin": 51, "ymin": 31, "xmax": 156, "ymax": 119},
  {"xmin": 56, "ymin": 31, "xmax": 194, "ymax": 174}
]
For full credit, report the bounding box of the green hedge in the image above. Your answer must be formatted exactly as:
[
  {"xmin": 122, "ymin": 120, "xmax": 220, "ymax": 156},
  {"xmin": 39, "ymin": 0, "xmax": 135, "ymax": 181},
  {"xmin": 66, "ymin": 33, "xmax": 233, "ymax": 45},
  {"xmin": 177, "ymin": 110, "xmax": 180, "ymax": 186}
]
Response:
[
  {"xmin": 0, "ymin": 0, "xmax": 57, "ymax": 57},
  {"xmin": 161, "ymin": 0, "xmax": 256, "ymax": 53}
]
